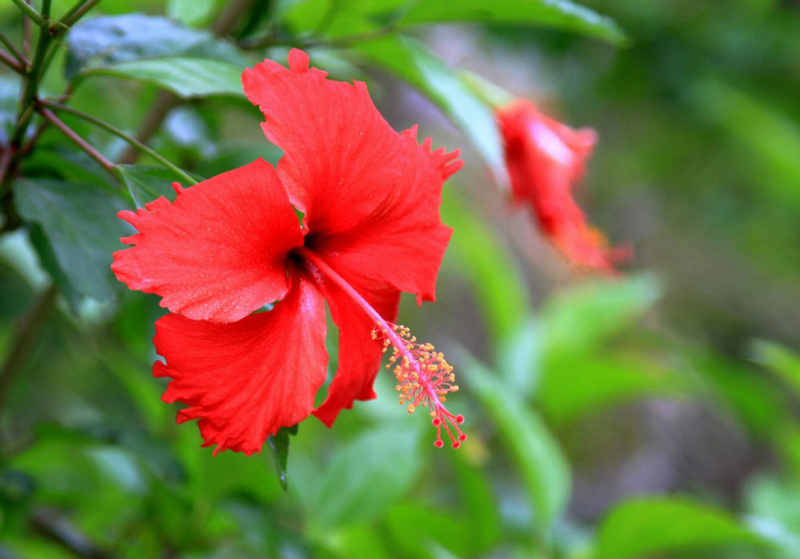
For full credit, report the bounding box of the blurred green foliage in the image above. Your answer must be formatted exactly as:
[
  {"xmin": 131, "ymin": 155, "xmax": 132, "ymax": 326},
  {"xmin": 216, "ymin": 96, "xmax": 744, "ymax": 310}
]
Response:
[{"xmin": 0, "ymin": 0, "xmax": 799, "ymax": 557}]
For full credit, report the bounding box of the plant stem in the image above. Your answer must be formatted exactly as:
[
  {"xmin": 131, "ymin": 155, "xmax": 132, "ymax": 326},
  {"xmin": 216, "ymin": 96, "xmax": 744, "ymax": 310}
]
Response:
[
  {"xmin": 0, "ymin": 32, "xmax": 28, "ymax": 67},
  {"xmin": 119, "ymin": 0, "xmax": 252, "ymax": 165},
  {"xmin": 41, "ymin": 101, "xmax": 198, "ymax": 185},
  {"xmin": 117, "ymin": 91, "xmax": 179, "ymax": 165},
  {"xmin": 212, "ymin": 0, "xmax": 253, "ymax": 36},
  {"xmin": 0, "ymin": 285, "xmax": 57, "ymax": 412},
  {"xmin": 32, "ymin": 508, "xmax": 113, "ymax": 559},
  {"xmin": 0, "ymin": 49, "xmax": 24, "ymax": 73},
  {"xmin": 37, "ymin": 107, "xmax": 117, "ymax": 174},
  {"xmin": 10, "ymin": 0, "xmax": 44, "ymax": 26},
  {"xmin": 60, "ymin": 0, "xmax": 101, "ymax": 28},
  {"xmin": 10, "ymin": 0, "xmax": 53, "ymax": 148}
]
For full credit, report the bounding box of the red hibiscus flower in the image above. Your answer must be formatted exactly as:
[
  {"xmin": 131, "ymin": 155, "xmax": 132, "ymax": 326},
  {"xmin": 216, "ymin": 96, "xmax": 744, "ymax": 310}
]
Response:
[
  {"xmin": 497, "ymin": 99, "xmax": 629, "ymax": 271},
  {"xmin": 112, "ymin": 50, "xmax": 465, "ymax": 454}
]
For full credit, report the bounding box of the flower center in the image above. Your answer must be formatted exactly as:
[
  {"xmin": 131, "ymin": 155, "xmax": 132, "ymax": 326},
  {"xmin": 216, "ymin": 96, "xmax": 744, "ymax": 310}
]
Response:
[{"xmin": 297, "ymin": 247, "xmax": 467, "ymax": 448}]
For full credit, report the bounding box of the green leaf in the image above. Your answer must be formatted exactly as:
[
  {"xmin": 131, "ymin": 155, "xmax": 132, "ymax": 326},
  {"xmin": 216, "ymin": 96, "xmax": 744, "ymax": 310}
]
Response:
[
  {"xmin": 266, "ymin": 424, "xmax": 298, "ymax": 491},
  {"xmin": 451, "ymin": 454, "xmax": 502, "ymax": 552},
  {"xmin": 66, "ymin": 14, "xmax": 248, "ymax": 79},
  {"xmin": 459, "ymin": 351, "xmax": 570, "ymax": 528},
  {"xmin": 307, "ymin": 427, "xmax": 422, "ymax": 531},
  {"xmin": 88, "ymin": 57, "xmax": 245, "ymax": 99},
  {"xmin": 691, "ymin": 79, "xmax": 800, "ymax": 209},
  {"xmin": 399, "ymin": 0, "xmax": 627, "ymax": 44},
  {"xmin": 540, "ymin": 274, "xmax": 661, "ymax": 360},
  {"xmin": 540, "ymin": 355, "xmax": 684, "ymax": 424},
  {"xmin": 751, "ymin": 340, "xmax": 800, "ymax": 396},
  {"xmin": 441, "ymin": 192, "xmax": 529, "ymax": 343},
  {"xmin": 168, "ymin": 0, "xmax": 216, "ymax": 27},
  {"xmin": 595, "ymin": 497, "xmax": 772, "ymax": 559},
  {"xmin": 355, "ymin": 36, "xmax": 508, "ymax": 187},
  {"xmin": 117, "ymin": 164, "xmax": 193, "ymax": 208},
  {"xmin": 280, "ymin": 0, "xmax": 405, "ymax": 34},
  {"xmin": 385, "ymin": 505, "xmax": 470, "ymax": 558},
  {"xmin": 13, "ymin": 179, "xmax": 128, "ymax": 301}
]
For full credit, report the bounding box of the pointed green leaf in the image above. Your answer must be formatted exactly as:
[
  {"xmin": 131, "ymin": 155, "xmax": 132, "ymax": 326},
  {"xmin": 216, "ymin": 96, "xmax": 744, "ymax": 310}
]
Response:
[
  {"xmin": 459, "ymin": 350, "xmax": 570, "ymax": 528},
  {"xmin": 88, "ymin": 57, "xmax": 245, "ymax": 99},
  {"xmin": 266, "ymin": 424, "xmax": 299, "ymax": 491},
  {"xmin": 66, "ymin": 14, "xmax": 248, "ymax": 78},
  {"xmin": 356, "ymin": 36, "xmax": 508, "ymax": 187},
  {"xmin": 399, "ymin": 0, "xmax": 626, "ymax": 44},
  {"xmin": 308, "ymin": 427, "xmax": 422, "ymax": 530}
]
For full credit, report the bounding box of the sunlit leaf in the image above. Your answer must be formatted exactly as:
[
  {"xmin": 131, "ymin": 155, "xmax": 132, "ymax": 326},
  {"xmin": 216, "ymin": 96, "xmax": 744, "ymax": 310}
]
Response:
[
  {"xmin": 66, "ymin": 14, "xmax": 248, "ymax": 79},
  {"xmin": 307, "ymin": 427, "xmax": 422, "ymax": 530},
  {"xmin": 540, "ymin": 274, "xmax": 661, "ymax": 360},
  {"xmin": 88, "ymin": 58, "xmax": 245, "ymax": 99},
  {"xmin": 541, "ymin": 354, "xmax": 684, "ymax": 424},
  {"xmin": 595, "ymin": 497, "xmax": 772, "ymax": 559},
  {"xmin": 168, "ymin": 0, "xmax": 217, "ymax": 27},
  {"xmin": 459, "ymin": 351, "xmax": 570, "ymax": 528},
  {"xmin": 356, "ymin": 36, "xmax": 508, "ymax": 187},
  {"xmin": 441, "ymin": 193, "xmax": 529, "ymax": 343},
  {"xmin": 399, "ymin": 0, "xmax": 627, "ymax": 44}
]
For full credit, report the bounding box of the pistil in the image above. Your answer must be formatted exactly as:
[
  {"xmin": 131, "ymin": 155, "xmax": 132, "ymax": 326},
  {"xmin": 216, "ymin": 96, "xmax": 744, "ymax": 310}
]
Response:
[{"xmin": 298, "ymin": 247, "xmax": 467, "ymax": 448}]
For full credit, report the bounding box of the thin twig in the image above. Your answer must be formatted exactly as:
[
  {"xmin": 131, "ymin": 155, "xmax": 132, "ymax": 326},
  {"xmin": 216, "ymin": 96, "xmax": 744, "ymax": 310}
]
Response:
[
  {"xmin": 41, "ymin": 101, "xmax": 198, "ymax": 184},
  {"xmin": 0, "ymin": 49, "xmax": 24, "ymax": 73},
  {"xmin": 32, "ymin": 508, "xmax": 114, "ymax": 559},
  {"xmin": 0, "ymin": 32, "xmax": 29, "ymax": 67},
  {"xmin": 37, "ymin": 107, "xmax": 116, "ymax": 173},
  {"xmin": 0, "ymin": 144, "xmax": 15, "ymax": 189},
  {"xmin": 211, "ymin": 0, "xmax": 253, "ymax": 37},
  {"xmin": 0, "ymin": 286, "xmax": 57, "ymax": 412},
  {"xmin": 61, "ymin": 0, "xmax": 102, "ymax": 28},
  {"xmin": 10, "ymin": 0, "xmax": 44, "ymax": 26},
  {"xmin": 116, "ymin": 91, "xmax": 179, "ymax": 165},
  {"xmin": 119, "ymin": 0, "xmax": 252, "ymax": 165}
]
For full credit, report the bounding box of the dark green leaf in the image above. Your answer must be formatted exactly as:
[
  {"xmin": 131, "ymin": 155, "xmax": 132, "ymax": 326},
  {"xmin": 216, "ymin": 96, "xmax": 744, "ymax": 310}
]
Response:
[
  {"xmin": 356, "ymin": 36, "xmax": 508, "ymax": 187},
  {"xmin": 266, "ymin": 424, "xmax": 298, "ymax": 491},
  {"xmin": 88, "ymin": 57, "xmax": 245, "ymax": 99},
  {"xmin": 595, "ymin": 497, "xmax": 771, "ymax": 559},
  {"xmin": 307, "ymin": 427, "xmax": 422, "ymax": 530},
  {"xmin": 14, "ymin": 179, "xmax": 128, "ymax": 301},
  {"xmin": 27, "ymin": 224, "xmax": 82, "ymax": 311},
  {"xmin": 399, "ymin": 0, "xmax": 627, "ymax": 44},
  {"xmin": 66, "ymin": 14, "xmax": 249, "ymax": 79},
  {"xmin": 459, "ymin": 351, "xmax": 570, "ymax": 528}
]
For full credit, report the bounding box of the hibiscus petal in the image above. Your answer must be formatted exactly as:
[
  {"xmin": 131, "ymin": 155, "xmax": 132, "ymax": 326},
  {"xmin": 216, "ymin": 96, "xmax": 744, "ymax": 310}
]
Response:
[
  {"xmin": 112, "ymin": 159, "xmax": 303, "ymax": 322},
  {"xmin": 306, "ymin": 260, "xmax": 401, "ymax": 427},
  {"xmin": 310, "ymin": 127, "xmax": 461, "ymax": 305},
  {"xmin": 153, "ymin": 269, "xmax": 328, "ymax": 455},
  {"xmin": 242, "ymin": 50, "xmax": 461, "ymax": 252}
]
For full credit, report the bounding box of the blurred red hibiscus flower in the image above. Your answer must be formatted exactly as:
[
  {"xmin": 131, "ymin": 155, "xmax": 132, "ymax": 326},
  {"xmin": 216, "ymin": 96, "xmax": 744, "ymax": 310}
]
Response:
[
  {"xmin": 497, "ymin": 99, "xmax": 629, "ymax": 271},
  {"xmin": 112, "ymin": 50, "xmax": 465, "ymax": 454}
]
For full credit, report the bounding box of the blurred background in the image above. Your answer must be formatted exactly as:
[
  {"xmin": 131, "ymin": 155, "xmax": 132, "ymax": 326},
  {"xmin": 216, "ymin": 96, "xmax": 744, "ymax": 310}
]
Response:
[{"xmin": 1, "ymin": 0, "xmax": 800, "ymax": 557}]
